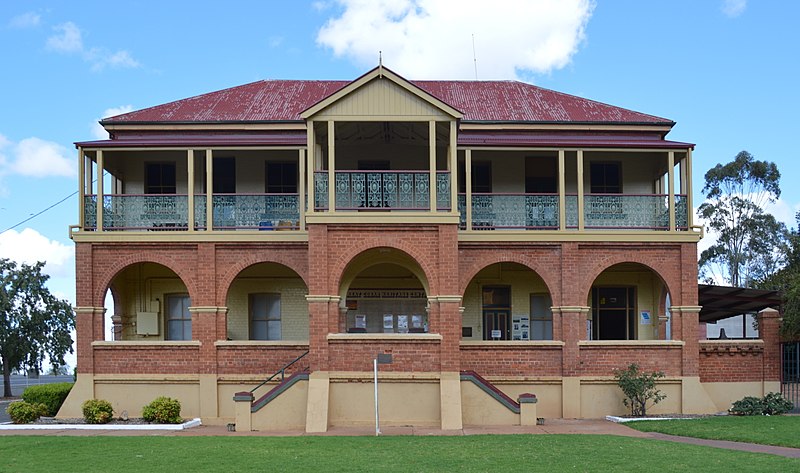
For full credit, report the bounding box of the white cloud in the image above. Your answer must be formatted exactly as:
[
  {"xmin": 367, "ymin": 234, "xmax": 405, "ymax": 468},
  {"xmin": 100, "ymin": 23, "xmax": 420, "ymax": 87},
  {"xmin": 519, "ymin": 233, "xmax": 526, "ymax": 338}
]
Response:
[
  {"xmin": 46, "ymin": 21, "xmax": 83, "ymax": 53},
  {"xmin": 0, "ymin": 228, "xmax": 74, "ymax": 279},
  {"xmin": 721, "ymin": 0, "xmax": 746, "ymax": 18},
  {"xmin": 316, "ymin": 0, "xmax": 595, "ymax": 80},
  {"xmin": 46, "ymin": 21, "xmax": 141, "ymax": 71},
  {"xmin": 91, "ymin": 105, "xmax": 134, "ymax": 139},
  {"xmin": 9, "ymin": 12, "xmax": 41, "ymax": 29},
  {"xmin": 0, "ymin": 136, "xmax": 75, "ymax": 178}
]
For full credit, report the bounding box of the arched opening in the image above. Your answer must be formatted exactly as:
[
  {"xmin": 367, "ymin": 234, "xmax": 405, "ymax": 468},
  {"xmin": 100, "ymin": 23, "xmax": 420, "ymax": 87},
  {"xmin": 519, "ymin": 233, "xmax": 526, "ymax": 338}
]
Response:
[
  {"xmin": 106, "ymin": 262, "xmax": 191, "ymax": 341},
  {"xmin": 339, "ymin": 248, "xmax": 428, "ymax": 334},
  {"xmin": 587, "ymin": 262, "xmax": 669, "ymax": 341},
  {"xmin": 225, "ymin": 262, "xmax": 309, "ymax": 341},
  {"xmin": 462, "ymin": 262, "xmax": 552, "ymax": 341}
]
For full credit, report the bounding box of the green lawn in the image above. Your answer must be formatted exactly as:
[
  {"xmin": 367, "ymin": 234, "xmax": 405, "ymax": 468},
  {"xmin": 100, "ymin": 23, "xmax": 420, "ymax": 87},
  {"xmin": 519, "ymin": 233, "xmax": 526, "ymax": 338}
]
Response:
[
  {"xmin": 626, "ymin": 416, "xmax": 800, "ymax": 449},
  {"xmin": 0, "ymin": 435, "xmax": 797, "ymax": 472}
]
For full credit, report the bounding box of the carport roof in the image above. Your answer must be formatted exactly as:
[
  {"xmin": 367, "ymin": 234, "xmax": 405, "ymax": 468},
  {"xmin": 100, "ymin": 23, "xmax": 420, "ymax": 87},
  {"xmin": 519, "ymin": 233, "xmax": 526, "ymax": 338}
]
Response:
[{"xmin": 698, "ymin": 284, "xmax": 781, "ymax": 323}]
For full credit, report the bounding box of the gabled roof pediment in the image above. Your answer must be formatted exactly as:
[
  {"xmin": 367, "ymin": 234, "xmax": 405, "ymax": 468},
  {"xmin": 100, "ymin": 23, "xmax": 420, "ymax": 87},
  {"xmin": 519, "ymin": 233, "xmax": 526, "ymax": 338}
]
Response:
[{"xmin": 300, "ymin": 65, "xmax": 463, "ymax": 121}]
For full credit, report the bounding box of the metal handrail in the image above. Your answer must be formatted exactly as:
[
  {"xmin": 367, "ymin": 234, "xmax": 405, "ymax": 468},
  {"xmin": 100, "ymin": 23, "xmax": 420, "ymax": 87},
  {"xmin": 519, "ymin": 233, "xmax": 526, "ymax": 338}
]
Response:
[{"xmin": 249, "ymin": 350, "xmax": 309, "ymax": 394}]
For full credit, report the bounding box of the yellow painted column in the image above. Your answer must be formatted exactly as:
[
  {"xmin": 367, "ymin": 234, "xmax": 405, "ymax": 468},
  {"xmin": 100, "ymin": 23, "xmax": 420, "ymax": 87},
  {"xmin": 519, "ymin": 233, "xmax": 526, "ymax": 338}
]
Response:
[
  {"xmin": 686, "ymin": 148, "xmax": 693, "ymax": 228},
  {"xmin": 668, "ymin": 151, "xmax": 676, "ymax": 231},
  {"xmin": 77, "ymin": 147, "xmax": 85, "ymax": 229},
  {"xmin": 205, "ymin": 149, "xmax": 213, "ymax": 232},
  {"xmin": 429, "ymin": 120, "xmax": 436, "ymax": 212},
  {"xmin": 299, "ymin": 148, "xmax": 306, "ymax": 230},
  {"xmin": 558, "ymin": 150, "xmax": 566, "ymax": 230},
  {"xmin": 327, "ymin": 121, "xmax": 335, "ymax": 213},
  {"xmin": 576, "ymin": 150, "xmax": 584, "ymax": 231},
  {"xmin": 449, "ymin": 121, "xmax": 457, "ymax": 213},
  {"xmin": 187, "ymin": 150, "xmax": 195, "ymax": 233},
  {"xmin": 465, "ymin": 149, "xmax": 472, "ymax": 231},
  {"xmin": 307, "ymin": 120, "xmax": 316, "ymax": 213},
  {"xmin": 96, "ymin": 150, "xmax": 104, "ymax": 232}
]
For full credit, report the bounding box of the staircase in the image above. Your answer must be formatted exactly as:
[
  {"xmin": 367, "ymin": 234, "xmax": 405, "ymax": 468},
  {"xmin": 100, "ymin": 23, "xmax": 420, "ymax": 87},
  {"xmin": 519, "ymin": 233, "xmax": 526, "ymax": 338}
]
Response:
[
  {"xmin": 460, "ymin": 370, "xmax": 520, "ymax": 414},
  {"xmin": 251, "ymin": 371, "xmax": 309, "ymax": 412}
]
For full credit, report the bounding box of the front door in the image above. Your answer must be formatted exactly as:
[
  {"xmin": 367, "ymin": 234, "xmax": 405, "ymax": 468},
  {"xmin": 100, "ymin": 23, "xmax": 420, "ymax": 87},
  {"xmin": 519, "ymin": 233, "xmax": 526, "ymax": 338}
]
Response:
[{"xmin": 483, "ymin": 310, "xmax": 511, "ymax": 340}]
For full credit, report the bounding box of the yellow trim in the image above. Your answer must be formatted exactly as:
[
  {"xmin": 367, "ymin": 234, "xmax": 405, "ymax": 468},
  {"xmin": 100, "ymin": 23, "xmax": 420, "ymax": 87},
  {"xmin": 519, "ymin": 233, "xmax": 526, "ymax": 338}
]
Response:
[
  {"xmin": 465, "ymin": 149, "xmax": 472, "ymax": 230},
  {"xmin": 70, "ymin": 231, "xmax": 309, "ymax": 243},
  {"xmin": 307, "ymin": 120, "xmax": 315, "ymax": 214},
  {"xmin": 96, "ymin": 150, "xmax": 104, "ymax": 233},
  {"xmin": 327, "ymin": 333, "xmax": 443, "ymax": 342},
  {"xmin": 327, "ymin": 120, "xmax": 335, "ymax": 213},
  {"xmin": 205, "ymin": 149, "xmax": 213, "ymax": 232},
  {"xmin": 305, "ymin": 295, "xmax": 341, "ymax": 303},
  {"xmin": 429, "ymin": 295, "xmax": 463, "ymax": 303},
  {"xmin": 187, "ymin": 306, "xmax": 227, "ymax": 313},
  {"xmin": 577, "ymin": 340, "xmax": 685, "ymax": 347},
  {"xmin": 458, "ymin": 231, "xmax": 702, "ymax": 243},
  {"xmin": 558, "ymin": 150, "xmax": 566, "ymax": 230},
  {"xmin": 74, "ymin": 306, "xmax": 106, "ymax": 313},
  {"xmin": 429, "ymin": 120, "xmax": 436, "ymax": 212},
  {"xmin": 187, "ymin": 150, "xmax": 195, "ymax": 233},
  {"xmin": 78, "ymin": 147, "xmax": 84, "ymax": 229},
  {"xmin": 305, "ymin": 212, "xmax": 460, "ymax": 225},
  {"xmin": 301, "ymin": 66, "xmax": 462, "ymax": 119},
  {"xmin": 687, "ymin": 148, "xmax": 694, "ymax": 227},
  {"xmin": 298, "ymin": 149, "xmax": 306, "ymax": 230},
  {"xmin": 576, "ymin": 150, "xmax": 584, "ymax": 230},
  {"xmin": 668, "ymin": 151, "xmax": 676, "ymax": 231}
]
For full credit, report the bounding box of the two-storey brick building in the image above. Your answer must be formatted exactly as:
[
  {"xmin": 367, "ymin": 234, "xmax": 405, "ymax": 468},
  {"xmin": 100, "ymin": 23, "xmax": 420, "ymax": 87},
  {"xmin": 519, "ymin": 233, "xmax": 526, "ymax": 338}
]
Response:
[{"xmin": 60, "ymin": 66, "xmax": 781, "ymax": 430}]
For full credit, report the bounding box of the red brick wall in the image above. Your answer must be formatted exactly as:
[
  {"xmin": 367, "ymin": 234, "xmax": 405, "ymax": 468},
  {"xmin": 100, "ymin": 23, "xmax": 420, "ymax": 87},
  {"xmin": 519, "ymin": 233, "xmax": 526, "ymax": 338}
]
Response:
[
  {"xmin": 460, "ymin": 345, "xmax": 563, "ymax": 376},
  {"xmin": 699, "ymin": 342, "xmax": 766, "ymax": 383},
  {"xmin": 216, "ymin": 344, "xmax": 310, "ymax": 375},
  {"xmin": 93, "ymin": 344, "xmax": 201, "ymax": 374},
  {"xmin": 327, "ymin": 338, "xmax": 441, "ymax": 372},
  {"xmin": 578, "ymin": 344, "xmax": 683, "ymax": 377}
]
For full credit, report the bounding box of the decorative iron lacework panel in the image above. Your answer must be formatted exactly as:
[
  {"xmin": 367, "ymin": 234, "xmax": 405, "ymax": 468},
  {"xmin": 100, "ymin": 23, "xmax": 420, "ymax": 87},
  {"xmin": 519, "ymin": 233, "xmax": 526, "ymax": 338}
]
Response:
[
  {"xmin": 457, "ymin": 194, "xmax": 466, "ymax": 229},
  {"xmin": 675, "ymin": 194, "xmax": 688, "ymax": 228},
  {"xmin": 584, "ymin": 194, "xmax": 670, "ymax": 229},
  {"xmin": 314, "ymin": 172, "xmax": 328, "ymax": 210},
  {"xmin": 566, "ymin": 195, "xmax": 578, "ymax": 228},
  {"xmin": 212, "ymin": 194, "xmax": 299, "ymax": 229},
  {"xmin": 469, "ymin": 194, "xmax": 558, "ymax": 229},
  {"xmin": 436, "ymin": 173, "xmax": 450, "ymax": 210},
  {"xmin": 194, "ymin": 197, "xmax": 206, "ymax": 230},
  {"xmin": 86, "ymin": 195, "xmax": 189, "ymax": 230},
  {"xmin": 84, "ymin": 195, "xmax": 97, "ymax": 229},
  {"xmin": 334, "ymin": 171, "xmax": 437, "ymax": 210}
]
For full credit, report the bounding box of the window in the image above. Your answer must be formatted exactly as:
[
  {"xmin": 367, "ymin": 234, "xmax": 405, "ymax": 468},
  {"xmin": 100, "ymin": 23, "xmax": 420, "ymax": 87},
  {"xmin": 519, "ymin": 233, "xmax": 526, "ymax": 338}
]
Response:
[
  {"xmin": 145, "ymin": 162, "xmax": 176, "ymax": 194},
  {"xmin": 266, "ymin": 162, "xmax": 298, "ymax": 193},
  {"xmin": 525, "ymin": 157, "xmax": 557, "ymax": 193},
  {"xmin": 250, "ymin": 293, "xmax": 281, "ymax": 340},
  {"xmin": 591, "ymin": 287, "xmax": 636, "ymax": 340},
  {"xmin": 590, "ymin": 162, "xmax": 621, "ymax": 194},
  {"xmin": 166, "ymin": 295, "xmax": 191, "ymax": 340},
  {"xmin": 213, "ymin": 157, "xmax": 236, "ymax": 193},
  {"xmin": 457, "ymin": 161, "xmax": 493, "ymax": 193},
  {"xmin": 530, "ymin": 294, "xmax": 553, "ymax": 340}
]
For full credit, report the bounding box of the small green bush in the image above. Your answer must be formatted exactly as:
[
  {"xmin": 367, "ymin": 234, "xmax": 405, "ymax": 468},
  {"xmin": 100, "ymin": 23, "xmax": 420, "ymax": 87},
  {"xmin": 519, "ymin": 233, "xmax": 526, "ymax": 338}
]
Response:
[
  {"xmin": 142, "ymin": 396, "xmax": 182, "ymax": 424},
  {"xmin": 22, "ymin": 382, "xmax": 74, "ymax": 416},
  {"xmin": 7, "ymin": 401, "xmax": 48, "ymax": 424},
  {"xmin": 82, "ymin": 399, "xmax": 114, "ymax": 424},
  {"xmin": 730, "ymin": 392, "xmax": 794, "ymax": 415},
  {"xmin": 613, "ymin": 363, "xmax": 666, "ymax": 416}
]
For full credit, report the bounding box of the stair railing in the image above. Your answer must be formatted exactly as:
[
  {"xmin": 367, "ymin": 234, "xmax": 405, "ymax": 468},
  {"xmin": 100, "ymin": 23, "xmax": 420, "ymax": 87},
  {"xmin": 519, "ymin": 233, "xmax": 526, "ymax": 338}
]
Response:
[{"xmin": 250, "ymin": 350, "xmax": 310, "ymax": 395}]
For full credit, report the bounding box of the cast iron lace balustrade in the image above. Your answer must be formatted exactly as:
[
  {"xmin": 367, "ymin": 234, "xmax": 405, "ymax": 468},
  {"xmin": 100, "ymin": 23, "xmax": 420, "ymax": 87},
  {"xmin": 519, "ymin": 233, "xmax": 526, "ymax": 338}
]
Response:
[
  {"xmin": 584, "ymin": 194, "xmax": 671, "ymax": 229},
  {"xmin": 84, "ymin": 194, "xmax": 188, "ymax": 230},
  {"xmin": 212, "ymin": 194, "xmax": 300, "ymax": 230},
  {"xmin": 314, "ymin": 171, "xmax": 450, "ymax": 211},
  {"xmin": 461, "ymin": 194, "xmax": 559, "ymax": 230}
]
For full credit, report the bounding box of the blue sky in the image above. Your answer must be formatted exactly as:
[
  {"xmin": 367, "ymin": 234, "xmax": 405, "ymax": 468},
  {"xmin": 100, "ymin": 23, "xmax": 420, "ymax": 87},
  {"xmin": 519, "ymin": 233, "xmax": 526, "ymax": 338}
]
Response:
[{"xmin": 0, "ymin": 0, "xmax": 797, "ymax": 317}]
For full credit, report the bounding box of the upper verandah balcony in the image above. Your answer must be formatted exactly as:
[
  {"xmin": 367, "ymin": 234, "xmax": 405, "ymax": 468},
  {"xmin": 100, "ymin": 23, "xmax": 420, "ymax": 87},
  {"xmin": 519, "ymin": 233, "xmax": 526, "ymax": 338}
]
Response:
[{"xmin": 75, "ymin": 124, "xmax": 694, "ymax": 238}]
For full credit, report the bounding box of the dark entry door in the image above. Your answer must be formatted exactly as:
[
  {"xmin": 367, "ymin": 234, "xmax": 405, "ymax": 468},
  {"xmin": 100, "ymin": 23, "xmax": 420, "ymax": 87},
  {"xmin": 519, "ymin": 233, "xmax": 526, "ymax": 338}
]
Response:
[{"xmin": 483, "ymin": 310, "xmax": 511, "ymax": 340}]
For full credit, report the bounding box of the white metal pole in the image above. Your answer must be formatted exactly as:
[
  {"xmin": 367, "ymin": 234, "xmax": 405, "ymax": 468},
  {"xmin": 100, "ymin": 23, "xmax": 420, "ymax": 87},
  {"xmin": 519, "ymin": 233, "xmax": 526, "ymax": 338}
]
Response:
[{"xmin": 374, "ymin": 357, "xmax": 380, "ymax": 436}]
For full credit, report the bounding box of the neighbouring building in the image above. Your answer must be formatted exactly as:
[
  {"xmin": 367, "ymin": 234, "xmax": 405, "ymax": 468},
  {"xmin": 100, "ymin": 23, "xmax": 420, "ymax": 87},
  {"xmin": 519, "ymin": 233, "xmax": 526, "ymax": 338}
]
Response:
[{"xmin": 59, "ymin": 65, "xmax": 781, "ymax": 430}]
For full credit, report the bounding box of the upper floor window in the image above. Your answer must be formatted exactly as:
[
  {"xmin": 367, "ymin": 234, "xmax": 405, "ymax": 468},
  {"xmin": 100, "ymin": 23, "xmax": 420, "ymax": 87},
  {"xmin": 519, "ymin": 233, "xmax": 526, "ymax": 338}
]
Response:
[
  {"xmin": 145, "ymin": 162, "xmax": 176, "ymax": 194},
  {"xmin": 458, "ymin": 161, "xmax": 493, "ymax": 193},
  {"xmin": 590, "ymin": 162, "xmax": 621, "ymax": 194},
  {"xmin": 530, "ymin": 293, "xmax": 553, "ymax": 340},
  {"xmin": 266, "ymin": 162, "xmax": 298, "ymax": 193},
  {"xmin": 525, "ymin": 156, "xmax": 557, "ymax": 193}
]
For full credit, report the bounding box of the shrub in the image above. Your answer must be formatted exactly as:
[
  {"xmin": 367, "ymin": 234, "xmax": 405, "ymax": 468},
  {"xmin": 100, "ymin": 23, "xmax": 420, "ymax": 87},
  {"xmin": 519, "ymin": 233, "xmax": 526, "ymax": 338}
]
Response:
[
  {"xmin": 22, "ymin": 382, "xmax": 74, "ymax": 416},
  {"xmin": 613, "ymin": 363, "xmax": 666, "ymax": 416},
  {"xmin": 730, "ymin": 392, "xmax": 794, "ymax": 416},
  {"xmin": 7, "ymin": 401, "xmax": 48, "ymax": 424},
  {"xmin": 82, "ymin": 399, "xmax": 114, "ymax": 424},
  {"xmin": 142, "ymin": 396, "xmax": 182, "ymax": 424}
]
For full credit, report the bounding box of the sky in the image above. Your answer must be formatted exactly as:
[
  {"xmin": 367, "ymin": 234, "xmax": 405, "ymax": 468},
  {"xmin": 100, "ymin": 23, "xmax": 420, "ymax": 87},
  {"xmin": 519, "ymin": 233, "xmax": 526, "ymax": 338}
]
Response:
[{"xmin": 0, "ymin": 0, "xmax": 798, "ymax": 365}]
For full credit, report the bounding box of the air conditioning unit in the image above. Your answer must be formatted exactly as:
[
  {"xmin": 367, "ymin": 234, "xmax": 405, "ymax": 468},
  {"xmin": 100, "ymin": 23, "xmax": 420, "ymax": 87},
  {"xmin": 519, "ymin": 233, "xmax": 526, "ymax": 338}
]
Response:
[{"xmin": 136, "ymin": 312, "xmax": 159, "ymax": 335}]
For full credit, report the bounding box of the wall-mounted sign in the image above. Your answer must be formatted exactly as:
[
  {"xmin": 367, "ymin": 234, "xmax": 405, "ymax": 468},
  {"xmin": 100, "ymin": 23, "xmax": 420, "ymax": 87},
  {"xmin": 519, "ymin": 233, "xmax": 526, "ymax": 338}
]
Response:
[
  {"xmin": 348, "ymin": 289, "xmax": 426, "ymax": 299},
  {"xmin": 640, "ymin": 311, "xmax": 652, "ymax": 325},
  {"xmin": 491, "ymin": 329, "xmax": 502, "ymax": 339}
]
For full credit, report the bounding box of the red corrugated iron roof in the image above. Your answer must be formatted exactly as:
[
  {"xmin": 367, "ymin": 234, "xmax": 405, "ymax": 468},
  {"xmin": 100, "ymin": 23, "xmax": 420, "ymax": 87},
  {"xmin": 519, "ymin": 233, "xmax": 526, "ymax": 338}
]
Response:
[
  {"xmin": 75, "ymin": 132, "xmax": 307, "ymax": 148},
  {"xmin": 102, "ymin": 79, "xmax": 673, "ymax": 125},
  {"xmin": 459, "ymin": 131, "xmax": 694, "ymax": 149}
]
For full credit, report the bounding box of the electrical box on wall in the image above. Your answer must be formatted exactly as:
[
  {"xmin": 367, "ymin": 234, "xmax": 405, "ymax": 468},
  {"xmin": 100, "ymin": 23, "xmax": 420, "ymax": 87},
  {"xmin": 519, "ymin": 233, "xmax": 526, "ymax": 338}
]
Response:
[{"xmin": 136, "ymin": 312, "xmax": 159, "ymax": 335}]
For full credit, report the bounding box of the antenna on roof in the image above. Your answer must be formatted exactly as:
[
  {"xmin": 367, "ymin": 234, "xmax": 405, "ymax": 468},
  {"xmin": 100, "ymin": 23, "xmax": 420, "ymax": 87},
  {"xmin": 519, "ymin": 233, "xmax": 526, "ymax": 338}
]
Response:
[
  {"xmin": 472, "ymin": 34, "xmax": 478, "ymax": 80},
  {"xmin": 379, "ymin": 51, "xmax": 383, "ymax": 77}
]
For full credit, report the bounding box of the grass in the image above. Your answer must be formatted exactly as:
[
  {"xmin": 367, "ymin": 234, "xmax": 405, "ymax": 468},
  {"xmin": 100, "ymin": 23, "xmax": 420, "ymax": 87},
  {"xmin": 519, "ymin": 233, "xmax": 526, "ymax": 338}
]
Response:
[
  {"xmin": 626, "ymin": 416, "xmax": 800, "ymax": 449},
  {"xmin": 0, "ymin": 435, "xmax": 798, "ymax": 472}
]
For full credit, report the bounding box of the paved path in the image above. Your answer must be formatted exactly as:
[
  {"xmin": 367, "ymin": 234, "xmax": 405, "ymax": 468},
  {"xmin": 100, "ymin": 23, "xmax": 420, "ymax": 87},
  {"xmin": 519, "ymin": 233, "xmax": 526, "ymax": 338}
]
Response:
[{"xmin": 1, "ymin": 418, "xmax": 799, "ymax": 459}]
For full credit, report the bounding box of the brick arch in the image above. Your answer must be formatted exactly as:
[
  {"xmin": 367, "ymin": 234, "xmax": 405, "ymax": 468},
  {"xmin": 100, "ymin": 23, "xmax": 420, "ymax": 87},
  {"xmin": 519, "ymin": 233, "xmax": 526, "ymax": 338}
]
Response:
[
  {"xmin": 459, "ymin": 254, "xmax": 560, "ymax": 303},
  {"xmin": 331, "ymin": 240, "xmax": 438, "ymax": 296},
  {"xmin": 578, "ymin": 254, "xmax": 678, "ymax": 307},
  {"xmin": 219, "ymin": 255, "xmax": 309, "ymax": 306},
  {"xmin": 93, "ymin": 255, "xmax": 197, "ymax": 308}
]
